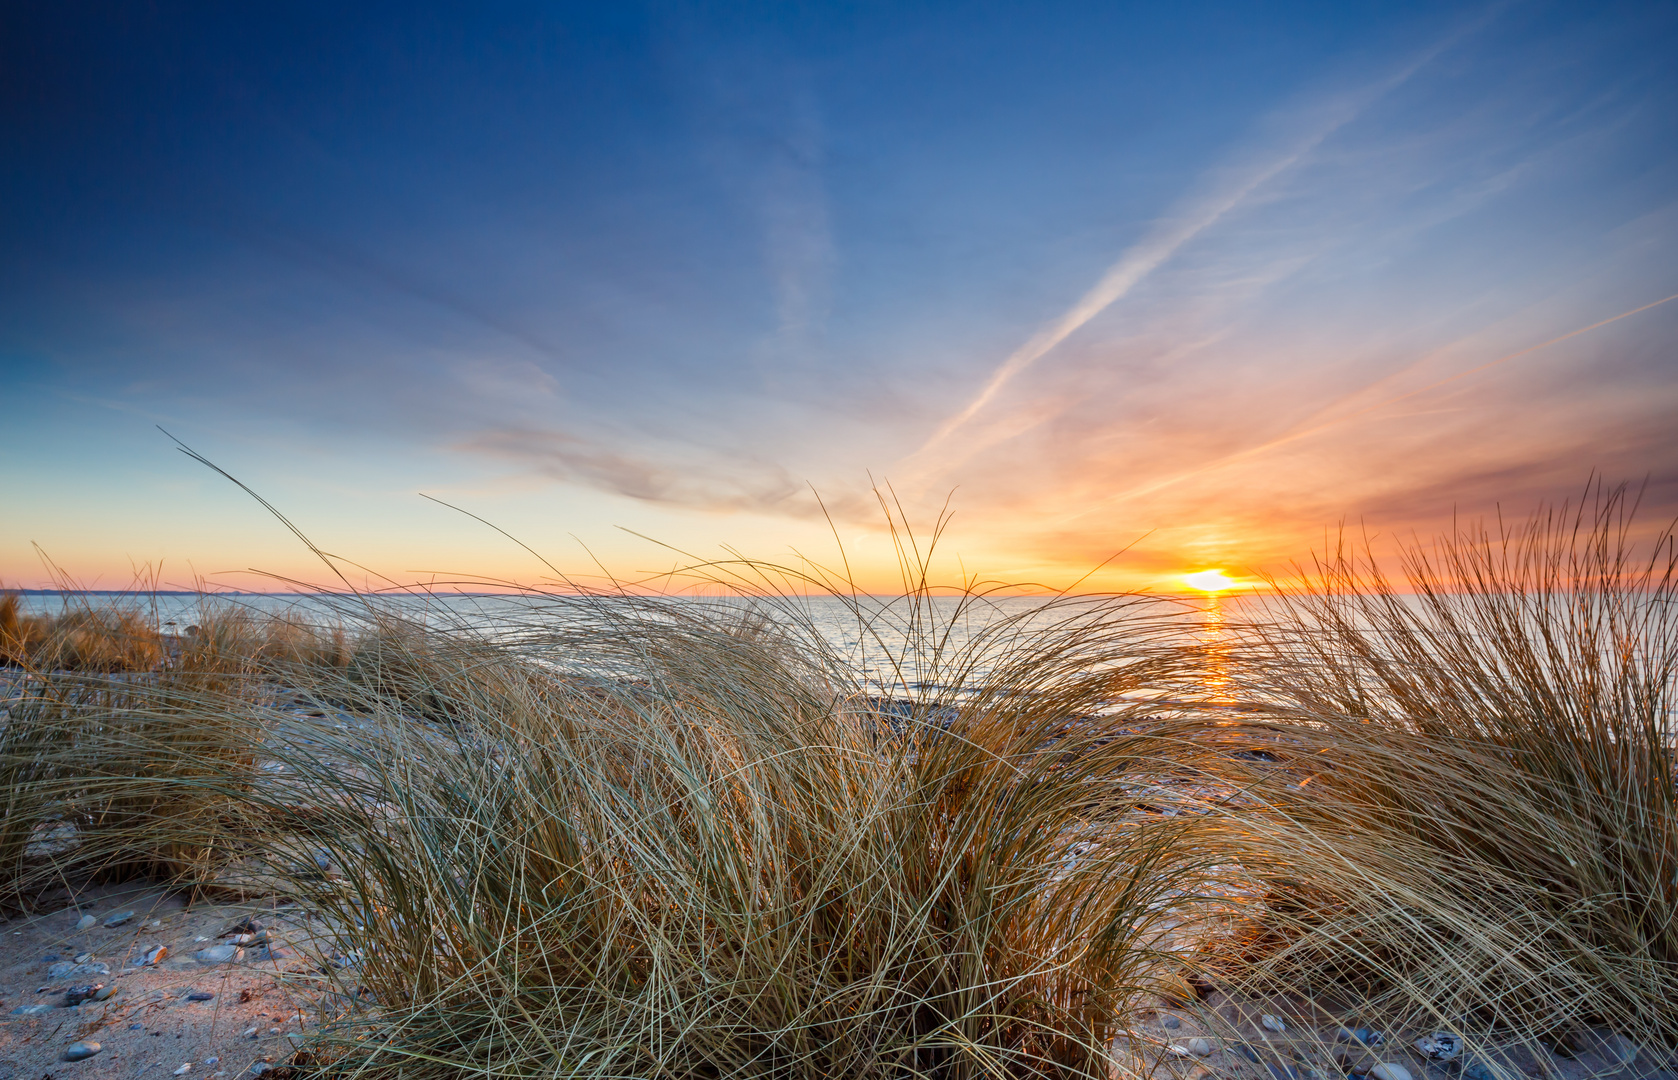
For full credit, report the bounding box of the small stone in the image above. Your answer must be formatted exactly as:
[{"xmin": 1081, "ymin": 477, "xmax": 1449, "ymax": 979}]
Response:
[
  {"xmin": 1162, "ymin": 1015, "xmax": 1181, "ymax": 1029},
  {"xmin": 1370, "ymin": 1065, "xmax": 1413, "ymax": 1080},
  {"xmin": 203, "ymin": 1058, "xmax": 218, "ymax": 1066},
  {"xmin": 1186, "ymin": 1038, "xmax": 1214, "ymax": 1056},
  {"xmin": 227, "ymin": 917, "xmax": 263, "ymax": 936},
  {"xmin": 11, "ymin": 1002, "xmax": 54, "ymax": 1016},
  {"xmin": 76, "ymin": 915, "xmax": 97, "ymax": 931},
  {"xmin": 103, "ymin": 911, "xmax": 135, "ymax": 928},
  {"xmin": 268, "ymin": 1028, "xmax": 280, "ymax": 1036},
  {"xmin": 243, "ymin": 1028, "xmax": 258, "ymax": 1039},
  {"xmin": 91, "ymin": 984, "xmax": 116, "ymax": 1002},
  {"xmin": 137, "ymin": 945, "xmax": 168, "ymax": 966},
  {"xmin": 312, "ymin": 849, "xmax": 331, "ymax": 871},
  {"xmin": 194, "ymin": 937, "xmax": 209, "ymax": 943},
  {"xmin": 194, "ymin": 945, "xmax": 242, "ymax": 964},
  {"xmin": 73, "ymin": 953, "xmax": 91, "ymax": 964},
  {"xmin": 63, "ymin": 984, "xmax": 102, "ymax": 1006},
  {"xmin": 249, "ymin": 1066, "xmax": 270, "ymax": 1075},
  {"xmin": 173, "ymin": 1065, "xmax": 192, "ymax": 1076},
  {"xmin": 64, "ymin": 1040, "xmax": 103, "ymax": 1061},
  {"xmin": 1266, "ymin": 1066, "xmax": 1303, "ymax": 1080},
  {"xmin": 1415, "ymin": 1033, "xmax": 1461, "ymax": 1061},
  {"xmin": 186, "ymin": 992, "xmax": 214, "ymax": 1002},
  {"xmin": 1261, "ymin": 1014, "xmax": 1286, "ymax": 1033},
  {"xmin": 1233, "ymin": 1044, "xmax": 1262, "ymax": 1063}
]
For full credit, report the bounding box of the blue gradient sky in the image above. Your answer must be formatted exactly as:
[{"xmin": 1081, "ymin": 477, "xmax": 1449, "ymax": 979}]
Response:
[{"xmin": 3, "ymin": 1, "xmax": 1676, "ymax": 592}]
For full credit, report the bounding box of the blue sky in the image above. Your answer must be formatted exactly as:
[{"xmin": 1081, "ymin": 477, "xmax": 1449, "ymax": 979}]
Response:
[{"xmin": 3, "ymin": 1, "xmax": 1675, "ymax": 592}]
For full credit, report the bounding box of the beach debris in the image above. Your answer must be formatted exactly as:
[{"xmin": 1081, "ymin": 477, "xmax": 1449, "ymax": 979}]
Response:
[
  {"xmin": 187, "ymin": 991, "xmax": 215, "ymax": 1002},
  {"xmin": 1415, "ymin": 1033, "xmax": 1461, "ymax": 1061},
  {"xmin": 194, "ymin": 945, "xmax": 242, "ymax": 964},
  {"xmin": 76, "ymin": 915, "xmax": 97, "ymax": 931},
  {"xmin": 137, "ymin": 945, "xmax": 169, "ymax": 966},
  {"xmin": 64, "ymin": 1041, "xmax": 103, "ymax": 1061},
  {"xmin": 48, "ymin": 962, "xmax": 109, "ymax": 979},
  {"xmin": 11, "ymin": 1002, "xmax": 53, "ymax": 1016},
  {"xmin": 103, "ymin": 910, "xmax": 136, "ymax": 928},
  {"xmin": 1370, "ymin": 1064, "xmax": 1412, "ymax": 1080},
  {"xmin": 63, "ymin": 984, "xmax": 102, "ymax": 1006},
  {"xmin": 1261, "ymin": 1014, "xmax": 1287, "ymax": 1033}
]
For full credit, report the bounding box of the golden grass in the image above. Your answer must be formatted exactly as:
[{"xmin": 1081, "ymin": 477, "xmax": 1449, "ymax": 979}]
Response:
[{"xmin": 2, "ymin": 487, "xmax": 1675, "ymax": 1074}]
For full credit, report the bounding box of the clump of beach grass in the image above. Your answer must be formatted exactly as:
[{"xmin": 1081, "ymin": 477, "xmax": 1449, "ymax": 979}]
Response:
[
  {"xmin": 1208, "ymin": 484, "xmax": 1678, "ymax": 1056},
  {"xmin": 218, "ymin": 578, "xmax": 1234, "ymax": 1079}
]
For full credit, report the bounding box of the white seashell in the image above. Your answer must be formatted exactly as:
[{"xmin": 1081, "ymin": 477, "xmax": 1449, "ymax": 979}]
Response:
[
  {"xmin": 1261, "ymin": 1014, "xmax": 1286, "ymax": 1033},
  {"xmin": 1371, "ymin": 1064, "xmax": 1413, "ymax": 1080}
]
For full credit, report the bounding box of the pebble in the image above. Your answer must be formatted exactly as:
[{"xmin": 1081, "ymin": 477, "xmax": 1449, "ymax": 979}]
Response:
[
  {"xmin": 43, "ymin": 954, "xmax": 60, "ymax": 962},
  {"xmin": 1261, "ymin": 1014, "xmax": 1286, "ymax": 1033},
  {"xmin": 76, "ymin": 915, "xmax": 97, "ymax": 931},
  {"xmin": 64, "ymin": 1040, "xmax": 103, "ymax": 1061},
  {"xmin": 1370, "ymin": 1064, "xmax": 1413, "ymax": 1080},
  {"xmin": 250, "ymin": 1066, "xmax": 270, "ymax": 1075},
  {"xmin": 1186, "ymin": 1038, "xmax": 1213, "ymax": 1056},
  {"xmin": 137, "ymin": 945, "xmax": 169, "ymax": 966},
  {"xmin": 243, "ymin": 1028, "xmax": 258, "ymax": 1039},
  {"xmin": 1266, "ymin": 1066, "xmax": 1304, "ymax": 1080},
  {"xmin": 268, "ymin": 1028, "xmax": 280, "ymax": 1036},
  {"xmin": 313, "ymin": 849, "xmax": 332, "ymax": 871},
  {"xmin": 74, "ymin": 952, "xmax": 91, "ymax": 963},
  {"xmin": 1415, "ymin": 1033, "xmax": 1461, "ymax": 1061},
  {"xmin": 130, "ymin": 1024, "xmax": 143, "ymax": 1030},
  {"xmin": 194, "ymin": 945, "xmax": 242, "ymax": 964},
  {"xmin": 1162, "ymin": 1015, "xmax": 1181, "ymax": 1029},
  {"xmin": 93, "ymin": 984, "xmax": 116, "ymax": 1001},
  {"xmin": 104, "ymin": 910, "xmax": 136, "ymax": 928},
  {"xmin": 186, "ymin": 992, "xmax": 215, "ymax": 1002},
  {"xmin": 64, "ymin": 984, "xmax": 103, "ymax": 1005},
  {"xmin": 10, "ymin": 1002, "xmax": 53, "ymax": 1016},
  {"xmin": 227, "ymin": 917, "xmax": 263, "ymax": 936},
  {"xmin": 1232, "ymin": 1044, "xmax": 1262, "ymax": 1063},
  {"xmin": 204, "ymin": 1058, "xmax": 219, "ymax": 1066},
  {"xmin": 173, "ymin": 1065, "xmax": 193, "ymax": 1076}
]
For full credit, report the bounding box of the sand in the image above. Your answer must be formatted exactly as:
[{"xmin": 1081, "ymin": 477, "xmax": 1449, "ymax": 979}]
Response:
[{"xmin": 0, "ymin": 883, "xmax": 328, "ymax": 1080}]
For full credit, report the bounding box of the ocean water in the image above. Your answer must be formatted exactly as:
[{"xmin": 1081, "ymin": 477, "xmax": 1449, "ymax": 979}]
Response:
[{"xmin": 11, "ymin": 588, "xmax": 1224, "ymax": 695}]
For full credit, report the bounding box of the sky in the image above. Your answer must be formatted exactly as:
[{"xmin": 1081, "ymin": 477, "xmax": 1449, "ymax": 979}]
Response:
[{"xmin": 3, "ymin": 0, "xmax": 1676, "ymax": 595}]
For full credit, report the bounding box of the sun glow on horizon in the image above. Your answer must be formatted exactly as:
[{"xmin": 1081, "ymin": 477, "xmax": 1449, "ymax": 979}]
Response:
[{"xmin": 1181, "ymin": 569, "xmax": 1239, "ymax": 593}]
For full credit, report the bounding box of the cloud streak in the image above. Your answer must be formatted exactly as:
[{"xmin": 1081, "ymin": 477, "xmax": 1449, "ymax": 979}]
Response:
[{"xmin": 901, "ymin": 13, "xmax": 1495, "ymax": 485}]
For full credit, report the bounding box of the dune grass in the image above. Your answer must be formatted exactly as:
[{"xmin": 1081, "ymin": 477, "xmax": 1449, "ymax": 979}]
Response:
[
  {"xmin": 2, "ymin": 488, "xmax": 1675, "ymax": 1075},
  {"xmin": 1211, "ymin": 485, "xmax": 1678, "ymax": 1056}
]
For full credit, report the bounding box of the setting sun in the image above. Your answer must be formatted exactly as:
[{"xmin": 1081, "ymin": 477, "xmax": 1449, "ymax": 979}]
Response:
[{"xmin": 1181, "ymin": 569, "xmax": 1238, "ymax": 592}]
